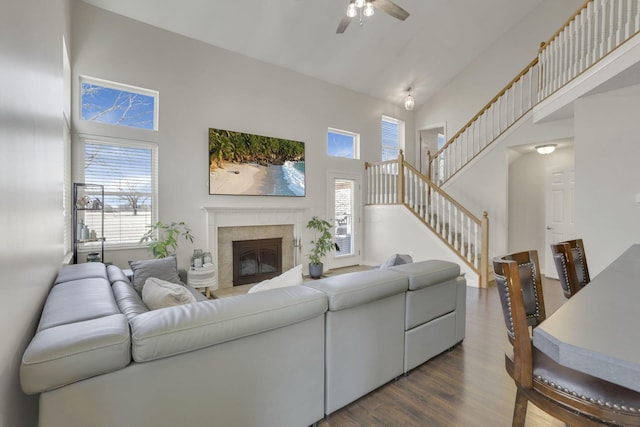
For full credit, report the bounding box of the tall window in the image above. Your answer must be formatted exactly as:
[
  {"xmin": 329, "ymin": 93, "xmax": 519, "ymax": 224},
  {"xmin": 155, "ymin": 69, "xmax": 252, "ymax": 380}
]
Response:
[
  {"xmin": 328, "ymin": 128, "xmax": 360, "ymax": 159},
  {"xmin": 80, "ymin": 76, "xmax": 159, "ymax": 131},
  {"xmin": 82, "ymin": 137, "xmax": 157, "ymax": 248},
  {"xmin": 381, "ymin": 115, "xmax": 405, "ymax": 161}
]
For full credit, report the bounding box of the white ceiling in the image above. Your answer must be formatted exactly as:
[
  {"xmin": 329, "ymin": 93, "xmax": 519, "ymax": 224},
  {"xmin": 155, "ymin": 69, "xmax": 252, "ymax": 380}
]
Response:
[{"xmin": 81, "ymin": 0, "xmax": 545, "ymax": 109}]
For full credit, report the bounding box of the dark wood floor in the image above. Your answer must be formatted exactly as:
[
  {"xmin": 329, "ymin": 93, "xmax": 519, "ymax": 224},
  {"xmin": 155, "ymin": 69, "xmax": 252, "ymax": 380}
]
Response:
[{"xmin": 318, "ymin": 276, "xmax": 568, "ymax": 427}]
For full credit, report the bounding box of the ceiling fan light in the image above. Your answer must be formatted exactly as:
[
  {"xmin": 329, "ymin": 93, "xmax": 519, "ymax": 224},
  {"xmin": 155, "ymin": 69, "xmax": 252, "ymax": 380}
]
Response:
[
  {"xmin": 404, "ymin": 93, "xmax": 415, "ymax": 111},
  {"xmin": 355, "ymin": 0, "xmax": 366, "ymax": 8},
  {"xmin": 535, "ymin": 144, "xmax": 557, "ymax": 155},
  {"xmin": 346, "ymin": 3, "xmax": 357, "ymax": 17},
  {"xmin": 363, "ymin": 2, "xmax": 375, "ymax": 16}
]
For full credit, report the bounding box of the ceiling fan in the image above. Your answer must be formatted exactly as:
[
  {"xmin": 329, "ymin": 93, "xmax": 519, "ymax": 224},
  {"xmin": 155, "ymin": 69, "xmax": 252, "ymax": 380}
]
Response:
[{"xmin": 337, "ymin": 0, "xmax": 410, "ymax": 34}]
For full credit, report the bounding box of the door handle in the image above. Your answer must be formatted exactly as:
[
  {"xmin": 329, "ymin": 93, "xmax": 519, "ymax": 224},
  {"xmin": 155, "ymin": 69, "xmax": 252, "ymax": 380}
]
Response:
[{"xmin": 546, "ymin": 226, "xmax": 553, "ymax": 230}]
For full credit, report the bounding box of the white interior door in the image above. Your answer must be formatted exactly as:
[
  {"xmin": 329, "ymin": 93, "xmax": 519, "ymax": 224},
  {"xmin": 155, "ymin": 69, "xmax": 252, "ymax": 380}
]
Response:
[
  {"xmin": 544, "ymin": 166, "xmax": 575, "ymax": 278},
  {"xmin": 327, "ymin": 171, "xmax": 361, "ymax": 269}
]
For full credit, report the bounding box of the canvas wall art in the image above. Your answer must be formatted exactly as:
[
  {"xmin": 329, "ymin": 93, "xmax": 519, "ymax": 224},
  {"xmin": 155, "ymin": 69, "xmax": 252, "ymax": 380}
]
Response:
[{"xmin": 209, "ymin": 128, "xmax": 305, "ymax": 197}]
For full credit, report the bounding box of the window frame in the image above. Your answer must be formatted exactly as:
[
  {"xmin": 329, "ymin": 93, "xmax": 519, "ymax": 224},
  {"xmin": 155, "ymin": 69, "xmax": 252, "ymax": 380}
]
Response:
[
  {"xmin": 80, "ymin": 75, "xmax": 159, "ymax": 131},
  {"xmin": 327, "ymin": 127, "xmax": 360, "ymax": 159},
  {"xmin": 78, "ymin": 135, "xmax": 158, "ymax": 250}
]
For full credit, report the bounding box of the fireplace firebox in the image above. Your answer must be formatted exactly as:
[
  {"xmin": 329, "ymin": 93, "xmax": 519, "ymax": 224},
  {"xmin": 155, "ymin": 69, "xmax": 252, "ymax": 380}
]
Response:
[{"xmin": 232, "ymin": 238, "xmax": 282, "ymax": 286}]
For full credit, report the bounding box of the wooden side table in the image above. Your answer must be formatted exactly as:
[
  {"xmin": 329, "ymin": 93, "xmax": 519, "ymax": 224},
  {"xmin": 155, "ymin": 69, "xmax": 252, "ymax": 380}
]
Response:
[{"xmin": 187, "ymin": 265, "xmax": 217, "ymax": 298}]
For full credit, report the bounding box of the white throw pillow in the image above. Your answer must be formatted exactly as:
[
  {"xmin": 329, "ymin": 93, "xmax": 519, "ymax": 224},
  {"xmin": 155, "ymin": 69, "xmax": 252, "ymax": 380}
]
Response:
[
  {"xmin": 248, "ymin": 264, "xmax": 303, "ymax": 294},
  {"xmin": 142, "ymin": 277, "xmax": 197, "ymax": 310}
]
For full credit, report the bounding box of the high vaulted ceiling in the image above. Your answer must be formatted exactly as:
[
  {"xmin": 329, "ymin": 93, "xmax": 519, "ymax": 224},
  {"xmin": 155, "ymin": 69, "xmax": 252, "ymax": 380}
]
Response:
[{"xmin": 81, "ymin": 0, "xmax": 545, "ymax": 109}]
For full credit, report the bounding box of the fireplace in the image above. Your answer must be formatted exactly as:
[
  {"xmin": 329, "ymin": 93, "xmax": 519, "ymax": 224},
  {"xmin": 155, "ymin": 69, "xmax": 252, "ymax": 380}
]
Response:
[
  {"xmin": 233, "ymin": 238, "xmax": 282, "ymax": 285},
  {"xmin": 202, "ymin": 207, "xmax": 308, "ymax": 290}
]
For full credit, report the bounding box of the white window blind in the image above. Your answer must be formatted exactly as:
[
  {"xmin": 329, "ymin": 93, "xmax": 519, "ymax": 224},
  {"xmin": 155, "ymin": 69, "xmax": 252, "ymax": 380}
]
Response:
[
  {"xmin": 82, "ymin": 138, "xmax": 157, "ymax": 248},
  {"xmin": 381, "ymin": 115, "xmax": 405, "ymax": 161}
]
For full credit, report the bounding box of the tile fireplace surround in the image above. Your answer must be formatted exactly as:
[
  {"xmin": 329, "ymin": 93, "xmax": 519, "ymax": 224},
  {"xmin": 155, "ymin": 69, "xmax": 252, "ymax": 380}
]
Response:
[{"xmin": 202, "ymin": 207, "xmax": 308, "ymax": 290}]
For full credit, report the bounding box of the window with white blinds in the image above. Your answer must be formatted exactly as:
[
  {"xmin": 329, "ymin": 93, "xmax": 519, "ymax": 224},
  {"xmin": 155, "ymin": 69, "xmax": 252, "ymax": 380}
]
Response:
[
  {"xmin": 381, "ymin": 115, "xmax": 405, "ymax": 161},
  {"xmin": 82, "ymin": 137, "xmax": 157, "ymax": 248}
]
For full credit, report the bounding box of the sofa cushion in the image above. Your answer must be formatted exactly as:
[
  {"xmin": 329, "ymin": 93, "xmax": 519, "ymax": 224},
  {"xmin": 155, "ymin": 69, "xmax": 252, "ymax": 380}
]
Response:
[
  {"xmin": 305, "ymin": 269, "xmax": 408, "ymax": 311},
  {"xmin": 128, "ymin": 255, "xmax": 181, "ymax": 294},
  {"xmin": 107, "ymin": 264, "xmax": 131, "ymax": 285},
  {"xmin": 130, "ymin": 285, "xmax": 328, "ymax": 362},
  {"xmin": 21, "ymin": 314, "xmax": 131, "ymax": 394},
  {"xmin": 390, "ymin": 260, "xmax": 460, "ymax": 291},
  {"xmin": 54, "ymin": 262, "xmax": 108, "ymax": 285},
  {"xmin": 248, "ymin": 264, "xmax": 303, "ymax": 294},
  {"xmin": 38, "ymin": 278, "xmax": 120, "ymax": 332},
  {"xmin": 142, "ymin": 277, "xmax": 197, "ymax": 310},
  {"xmin": 112, "ymin": 280, "xmax": 149, "ymax": 321}
]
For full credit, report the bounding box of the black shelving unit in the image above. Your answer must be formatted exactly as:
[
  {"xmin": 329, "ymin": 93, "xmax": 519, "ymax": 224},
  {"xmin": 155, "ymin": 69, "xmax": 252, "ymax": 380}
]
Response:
[{"xmin": 73, "ymin": 183, "xmax": 104, "ymax": 264}]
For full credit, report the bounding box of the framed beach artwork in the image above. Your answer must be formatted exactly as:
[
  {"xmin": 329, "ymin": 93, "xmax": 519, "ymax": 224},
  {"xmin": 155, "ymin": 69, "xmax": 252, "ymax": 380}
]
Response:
[{"xmin": 209, "ymin": 128, "xmax": 306, "ymax": 197}]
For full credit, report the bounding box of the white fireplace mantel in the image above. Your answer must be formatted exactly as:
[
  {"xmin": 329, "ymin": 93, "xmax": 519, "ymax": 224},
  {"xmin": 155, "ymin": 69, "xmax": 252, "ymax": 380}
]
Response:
[{"xmin": 201, "ymin": 206, "xmax": 309, "ymax": 286}]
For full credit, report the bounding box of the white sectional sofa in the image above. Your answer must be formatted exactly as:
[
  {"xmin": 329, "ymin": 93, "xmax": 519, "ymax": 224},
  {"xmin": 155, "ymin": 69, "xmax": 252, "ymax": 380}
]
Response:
[{"xmin": 21, "ymin": 259, "xmax": 465, "ymax": 426}]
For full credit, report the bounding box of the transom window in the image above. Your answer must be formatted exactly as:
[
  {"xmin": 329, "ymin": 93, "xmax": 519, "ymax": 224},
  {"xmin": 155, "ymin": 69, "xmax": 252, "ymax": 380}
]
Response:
[
  {"xmin": 80, "ymin": 76, "xmax": 159, "ymax": 130},
  {"xmin": 381, "ymin": 115, "xmax": 405, "ymax": 161},
  {"xmin": 328, "ymin": 128, "xmax": 360, "ymax": 159},
  {"xmin": 81, "ymin": 137, "xmax": 157, "ymax": 248}
]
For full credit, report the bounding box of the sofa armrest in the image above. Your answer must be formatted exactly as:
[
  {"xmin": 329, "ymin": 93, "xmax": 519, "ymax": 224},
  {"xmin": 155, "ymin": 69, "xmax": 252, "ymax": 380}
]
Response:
[
  {"xmin": 21, "ymin": 314, "xmax": 130, "ymax": 394},
  {"xmin": 129, "ymin": 285, "xmax": 328, "ymax": 362}
]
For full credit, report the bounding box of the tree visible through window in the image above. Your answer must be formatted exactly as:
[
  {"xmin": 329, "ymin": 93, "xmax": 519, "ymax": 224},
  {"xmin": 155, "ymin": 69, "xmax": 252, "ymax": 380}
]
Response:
[
  {"xmin": 82, "ymin": 138, "xmax": 157, "ymax": 247},
  {"xmin": 81, "ymin": 77, "xmax": 158, "ymax": 130}
]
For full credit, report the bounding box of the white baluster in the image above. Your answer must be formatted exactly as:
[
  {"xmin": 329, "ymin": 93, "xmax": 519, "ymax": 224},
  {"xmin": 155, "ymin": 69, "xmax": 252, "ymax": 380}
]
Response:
[
  {"xmin": 474, "ymin": 221, "xmax": 479, "ymax": 268},
  {"xmin": 626, "ymin": 0, "xmax": 633, "ymax": 39},
  {"xmin": 636, "ymin": 0, "xmax": 640, "ymax": 33},
  {"xmin": 617, "ymin": 0, "xmax": 624, "ymax": 45},
  {"xmin": 608, "ymin": 0, "xmax": 616, "ymax": 53}
]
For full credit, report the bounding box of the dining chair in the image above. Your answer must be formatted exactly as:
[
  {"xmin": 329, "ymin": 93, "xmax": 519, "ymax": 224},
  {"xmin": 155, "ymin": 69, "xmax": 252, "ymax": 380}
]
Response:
[
  {"xmin": 493, "ymin": 250, "xmax": 640, "ymax": 427},
  {"xmin": 550, "ymin": 238, "xmax": 591, "ymax": 298}
]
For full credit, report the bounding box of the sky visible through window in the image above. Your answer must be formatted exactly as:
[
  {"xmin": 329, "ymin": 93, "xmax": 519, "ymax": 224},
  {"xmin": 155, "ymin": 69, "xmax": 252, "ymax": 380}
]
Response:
[
  {"xmin": 328, "ymin": 130, "xmax": 357, "ymax": 159},
  {"xmin": 81, "ymin": 81, "xmax": 156, "ymax": 130}
]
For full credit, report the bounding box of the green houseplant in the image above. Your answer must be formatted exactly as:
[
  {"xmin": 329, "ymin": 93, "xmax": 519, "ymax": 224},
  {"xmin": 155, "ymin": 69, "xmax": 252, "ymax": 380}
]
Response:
[
  {"xmin": 139, "ymin": 221, "xmax": 194, "ymax": 258},
  {"xmin": 306, "ymin": 216, "xmax": 339, "ymax": 278}
]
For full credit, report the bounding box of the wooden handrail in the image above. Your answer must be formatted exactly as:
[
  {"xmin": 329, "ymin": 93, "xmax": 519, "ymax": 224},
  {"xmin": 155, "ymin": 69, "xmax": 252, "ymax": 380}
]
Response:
[
  {"xmin": 432, "ymin": 56, "xmax": 539, "ymax": 160},
  {"xmin": 402, "ymin": 160, "xmax": 482, "ymax": 225}
]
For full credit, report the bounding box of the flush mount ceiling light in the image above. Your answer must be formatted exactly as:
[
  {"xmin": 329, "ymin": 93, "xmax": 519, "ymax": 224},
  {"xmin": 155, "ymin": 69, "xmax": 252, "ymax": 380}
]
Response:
[
  {"xmin": 535, "ymin": 144, "xmax": 557, "ymax": 155},
  {"xmin": 404, "ymin": 88, "xmax": 414, "ymax": 111}
]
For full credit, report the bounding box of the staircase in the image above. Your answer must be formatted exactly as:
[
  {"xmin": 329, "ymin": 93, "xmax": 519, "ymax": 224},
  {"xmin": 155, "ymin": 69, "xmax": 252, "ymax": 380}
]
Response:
[{"xmin": 365, "ymin": 0, "xmax": 640, "ymax": 287}]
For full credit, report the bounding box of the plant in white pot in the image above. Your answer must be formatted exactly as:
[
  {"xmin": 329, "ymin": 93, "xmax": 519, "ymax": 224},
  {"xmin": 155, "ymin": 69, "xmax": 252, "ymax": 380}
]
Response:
[{"xmin": 306, "ymin": 216, "xmax": 339, "ymax": 278}]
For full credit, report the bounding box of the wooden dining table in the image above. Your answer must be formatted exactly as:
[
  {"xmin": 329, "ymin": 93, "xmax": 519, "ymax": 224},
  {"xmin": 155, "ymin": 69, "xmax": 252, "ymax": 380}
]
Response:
[{"xmin": 533, "ymin": 243, "xmax": 640, "ymax": 393}]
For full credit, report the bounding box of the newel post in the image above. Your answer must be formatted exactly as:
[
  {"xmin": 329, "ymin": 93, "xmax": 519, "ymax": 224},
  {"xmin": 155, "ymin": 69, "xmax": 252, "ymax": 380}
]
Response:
[
  {"xmin": 397, "ymin": 150, "xmax": 405, "ymax": 205},
  {"xmin": 480, "ymin": 211, "xmax": 490, "ymax": 288},
  {"xmin": 426, "ymin": 150, "xmax": 433, "ymax": 183}
]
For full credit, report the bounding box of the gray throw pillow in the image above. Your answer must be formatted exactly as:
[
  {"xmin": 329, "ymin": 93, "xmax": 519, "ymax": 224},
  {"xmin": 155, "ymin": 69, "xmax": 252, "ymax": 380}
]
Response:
[
  {"xmin": 379, "ymin": 253, "xmax": 413, "ymax": 269},
  {"xmin": 129, "ymin": 255, "xmax": 181, "ymax": 294}
]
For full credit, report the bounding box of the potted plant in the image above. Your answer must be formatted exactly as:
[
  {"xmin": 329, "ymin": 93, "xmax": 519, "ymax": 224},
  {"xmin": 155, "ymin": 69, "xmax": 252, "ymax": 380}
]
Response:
[
  {"xmin": 139, "ymin": 221, "xmax": 194, "ymax": 258},
  {"xmin": 306, "ymin": 216, "xmax": 339, "ymax": 278}
]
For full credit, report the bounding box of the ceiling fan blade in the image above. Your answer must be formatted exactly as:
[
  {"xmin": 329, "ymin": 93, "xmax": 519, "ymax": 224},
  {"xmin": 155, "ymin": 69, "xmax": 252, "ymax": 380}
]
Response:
[
  {"xmin": 374, "ymin": 0, "xmax": 410, "ymax": 21},
  {"xmin": 336, "ymin": 15, "xmax": 352, "ymax": 33}
]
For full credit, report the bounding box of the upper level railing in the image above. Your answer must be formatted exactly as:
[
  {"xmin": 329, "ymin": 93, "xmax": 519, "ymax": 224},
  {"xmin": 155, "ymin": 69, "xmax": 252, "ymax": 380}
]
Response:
[
  {"xmin": 429, "ymin": 0, "xmax": 640, "ymax": 185},
  {"xmin": 366, "ymin": 151, "xmax": 490, "ymax": 288}
]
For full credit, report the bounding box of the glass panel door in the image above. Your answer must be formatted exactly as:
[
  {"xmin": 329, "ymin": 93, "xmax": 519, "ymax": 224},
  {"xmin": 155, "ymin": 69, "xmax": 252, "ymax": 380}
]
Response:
[{"xmin": 328, "ymin": 172, "xmax": 361, "ymax": 269}]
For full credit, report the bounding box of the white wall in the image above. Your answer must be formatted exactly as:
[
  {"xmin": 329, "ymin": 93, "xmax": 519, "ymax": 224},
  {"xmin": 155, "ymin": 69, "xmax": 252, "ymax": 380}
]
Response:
[
  {"xmin": 71, "ymin": 2, "xmax": 415, "ymax": 271},
  {"xmin": 363, "ymin": 205, "xmax": 478, "ymax": 286},
  {"xmin": 575, "ymin": 84, "xmax": 640, "ymax": 275},
  {"xmin": 441, "ymin": 115, "xmax": 574, "ymax": 263},
  {"xmin": 413, "ymin": 0, "xmax": 584, "ymax": 152},
  {"xmin": 508, "ymin": 146, "xmax": 574, "ymax": 273},
  {"xmin": 0, "ymin": 1, "xmax": 70, "ymax": 426}
]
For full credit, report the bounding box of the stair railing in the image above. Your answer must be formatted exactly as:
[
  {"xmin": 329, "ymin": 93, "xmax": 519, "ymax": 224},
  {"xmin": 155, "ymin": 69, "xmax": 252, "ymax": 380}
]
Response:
[
  {"xmin": 430, "ymin": 0, "xmax": 640, "ymax": 185},
  {"xmin": 366, "ymin": 151, "xmax": 489, "ymax": 287}
]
